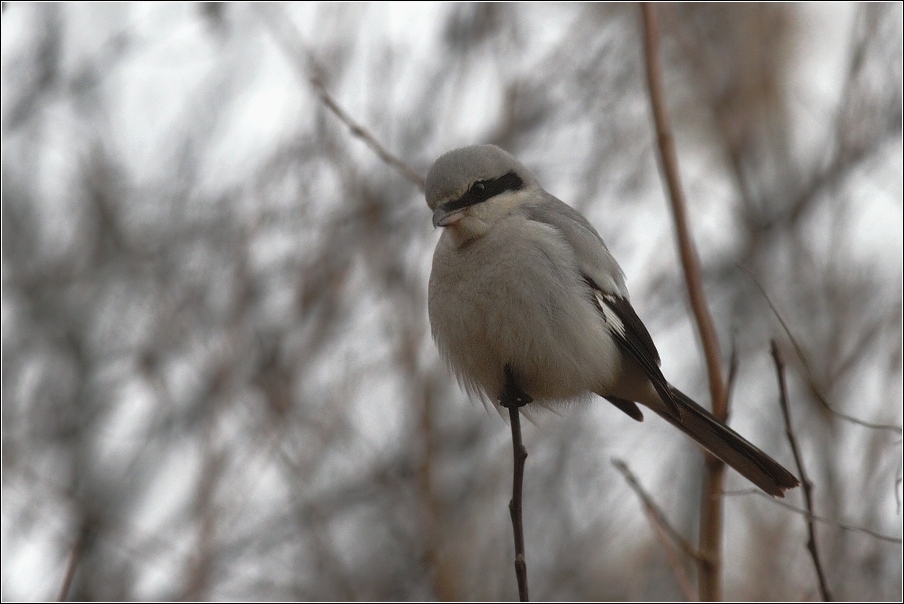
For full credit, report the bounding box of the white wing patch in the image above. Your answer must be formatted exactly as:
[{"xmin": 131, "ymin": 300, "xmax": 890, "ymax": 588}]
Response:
[{"xmin": 594, "ymin": 290, "xmax": 626, "ymax": 339}]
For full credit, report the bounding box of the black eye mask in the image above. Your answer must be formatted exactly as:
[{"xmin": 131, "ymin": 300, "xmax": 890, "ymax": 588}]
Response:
[{"xmin": 436, "ymin": 170, "xmax": 525, "ymax": 216}]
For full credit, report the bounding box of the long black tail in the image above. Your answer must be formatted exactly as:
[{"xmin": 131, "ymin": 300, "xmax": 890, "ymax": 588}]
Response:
[{"xmin": 658, "ymin": 387, "xmax": 800, "ymax": 498}]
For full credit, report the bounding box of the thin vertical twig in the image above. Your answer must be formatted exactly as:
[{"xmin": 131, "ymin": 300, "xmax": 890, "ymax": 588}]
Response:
[
  {"xmin": 184, "ymin": 429, "xmax": 222, "ymax": 601},
  {"xmin": 57, "ymin": 534, "xmax": 83, "ymax": 602},
  {"xmin": 640, "ymin": 4, "xmax": 728, "ymax": 600},
  {"xmin": 501, "ymin": 366, "xmax": 531, "ymax": 602},
  {"xmin": 57, "ymin": 512, "xmax": 102, "ymax": 601},
  {"xmin": 506, "ymin": 406, "xmax": 529, "ymax": 602},
  {"xmin": 771, "ymin": 341, "xmax": 834, "ymax": 601},
  {"xmin": 725, "ymin": 333, "xmax": 740, "ymax": 408},
  {"xmin": 640, "ymin": 4, "xmax": 728, "ymax": 420},
  {"xmin": 739, "ymin": 264, "xmax": 902, "ymax": 434}
]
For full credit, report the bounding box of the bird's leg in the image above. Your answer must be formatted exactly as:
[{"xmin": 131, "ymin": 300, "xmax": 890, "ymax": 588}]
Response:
[{"xmin": 500, "ymin": 365, "xmax": 533, "ymax": 408}]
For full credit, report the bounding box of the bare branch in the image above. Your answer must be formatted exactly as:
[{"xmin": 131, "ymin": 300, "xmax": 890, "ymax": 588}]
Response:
[
  {"xmin": 725, "ymin": 332, "xmax": 740, "ymax": 410},
  {"xmin": 641, "ymin": 4, "xmax": 728, "ymax": 600},
  {"xmin": 771, "ymin": 341, "xmax": 834, "ymax": 601},
  {"xmin": 501, "ymin": 367, "xmax": 531, "ymax": 602},
  {"xmin": 57, "ymin": 534, "xmax": 83, "ymax": 602},
  {"xmin": 724, "ymin": 490, "xmax": 902, "ymax": 545},
  {"xmin": 612, "ymin": 459, "xmax": 705, "ymax": 563},
  {"xmin": 613, "ymin": 459, "xmax": 701, "ymax": 601},
  {"xmin": 255, "ymin": 6, "xmax": 426, "ymax": 191},
  {"xmin": 640, "ymin": 4, "xmax": 727, "ymax": 420},
  {"xmin": 739, "ymin": 264, "xmax": 903, "ymax": 435}
]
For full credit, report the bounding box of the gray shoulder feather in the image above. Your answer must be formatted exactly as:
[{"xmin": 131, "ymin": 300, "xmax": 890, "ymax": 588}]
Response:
[{"xmin": 523, "ymin": 193, "xmax": 628, "ymax": 297}]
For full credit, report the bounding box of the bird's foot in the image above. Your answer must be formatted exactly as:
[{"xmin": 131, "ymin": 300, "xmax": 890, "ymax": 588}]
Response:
[
  {"xmin": 500, "ymin": 384, "xmax": 533, "ymax": 408},
  {"xmin": 500, "ymin": 365, "xmax": 533, "ymax": 408}
]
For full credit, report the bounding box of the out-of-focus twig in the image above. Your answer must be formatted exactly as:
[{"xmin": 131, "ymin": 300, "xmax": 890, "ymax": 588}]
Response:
[
  {"xmin": 256, "ymin": 6, "xmax": 426, "ymax": 191},
  {"xmin": 184, "ymin": 427, "xmax": 223, "ymax": 601},
  {"xmin": 613, "ymin": 459, "xmax": 704, "ymax": 563},
  {"xmin": 641, "ymin": 4, "xmax": 727, "ymax": 600},
  {"xmin": 723, "ymin": 490, "xmax": 902, "ymax": 544},
  {"xmin": 613, "ymin": 459, "xmax": 700, "ymax": 601},
  {"xmin": 57, "ymin": 533, "xmax": 83, "ymax": 602},
  {"xmin": 771, "ymin": 341, "xmax": 833, "ymax": 601},
  {"xmin": 739, "ymin": 264, "xmax": 902, "ymax": 435},
  {"xmin": 640, "ymin": 8, "xmax": 726, "ymax": 419},
  {"xmin": 725, "ymin": 333, "xmax": 740, "ymax": 410},
  {"xmin": 895, "ymin": 474, "xmax": 902, "ymax": 515}
]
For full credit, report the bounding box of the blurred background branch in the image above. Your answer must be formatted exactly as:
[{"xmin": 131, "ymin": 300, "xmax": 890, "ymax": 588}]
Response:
[
  {"xmin": 641, "ymin": 5, "xmax": 730, "ymax": 599},
  {"xmin": 256, "ymin": 5, "xmax": 426, "ymax": 190},
  {"xmin": 2, "ymin": 4, "xmax": 901, "ymax": 601},
  {"xmin": 613, "ymin": 459, "xmax": 699, "ymax": 600}
]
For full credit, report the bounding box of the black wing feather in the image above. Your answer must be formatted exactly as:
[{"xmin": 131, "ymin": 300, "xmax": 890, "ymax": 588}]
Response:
[
  {"xmin": 604, "ymin": 396, "xmax": 645, "ymax": 422},
  {"xmin": 583, "ymin": 276, "xmax": 682, "ymax": 420}
]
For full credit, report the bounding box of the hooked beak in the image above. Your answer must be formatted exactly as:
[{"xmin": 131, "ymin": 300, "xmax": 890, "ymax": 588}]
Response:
[{"xmin": 432, "ymin": 207, "xmax": 465, "ymax": 228}]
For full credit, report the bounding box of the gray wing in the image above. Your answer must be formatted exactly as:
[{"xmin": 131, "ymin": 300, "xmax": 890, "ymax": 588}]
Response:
[
  {"xmin": 523, "ymin": 193, "xmax": 628, "ymax": 298},
  {"xmin": 525, "ymin": 193, "xmax": 681, "ymax": 420}
]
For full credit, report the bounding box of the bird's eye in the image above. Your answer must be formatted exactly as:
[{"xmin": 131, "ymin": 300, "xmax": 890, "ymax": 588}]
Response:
[{"xmin": 472, "ymin": 182, "xmax": 486, "ymax": 194}]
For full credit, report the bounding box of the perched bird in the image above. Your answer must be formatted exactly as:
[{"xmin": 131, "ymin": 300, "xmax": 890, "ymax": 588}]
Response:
[{"xmin": 426, "ymin": 144, "xmax": 799, "ymax": 498}]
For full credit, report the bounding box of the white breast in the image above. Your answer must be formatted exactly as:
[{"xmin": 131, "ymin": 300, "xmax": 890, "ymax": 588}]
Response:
[{"xmin": 428, "ymin": 212, "xmax": 624, "ymax": 405}]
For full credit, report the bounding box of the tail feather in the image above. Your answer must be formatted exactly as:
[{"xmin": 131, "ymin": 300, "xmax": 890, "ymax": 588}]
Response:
[{"xmin": 657, "ymin": 387, "xmax": 800, "ymax": 498}]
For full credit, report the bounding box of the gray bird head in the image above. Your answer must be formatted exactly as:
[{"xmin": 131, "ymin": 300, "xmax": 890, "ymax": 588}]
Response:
[{"xmin": 425, "ymin": 145, "xmax": 538, "ymax": 228}]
